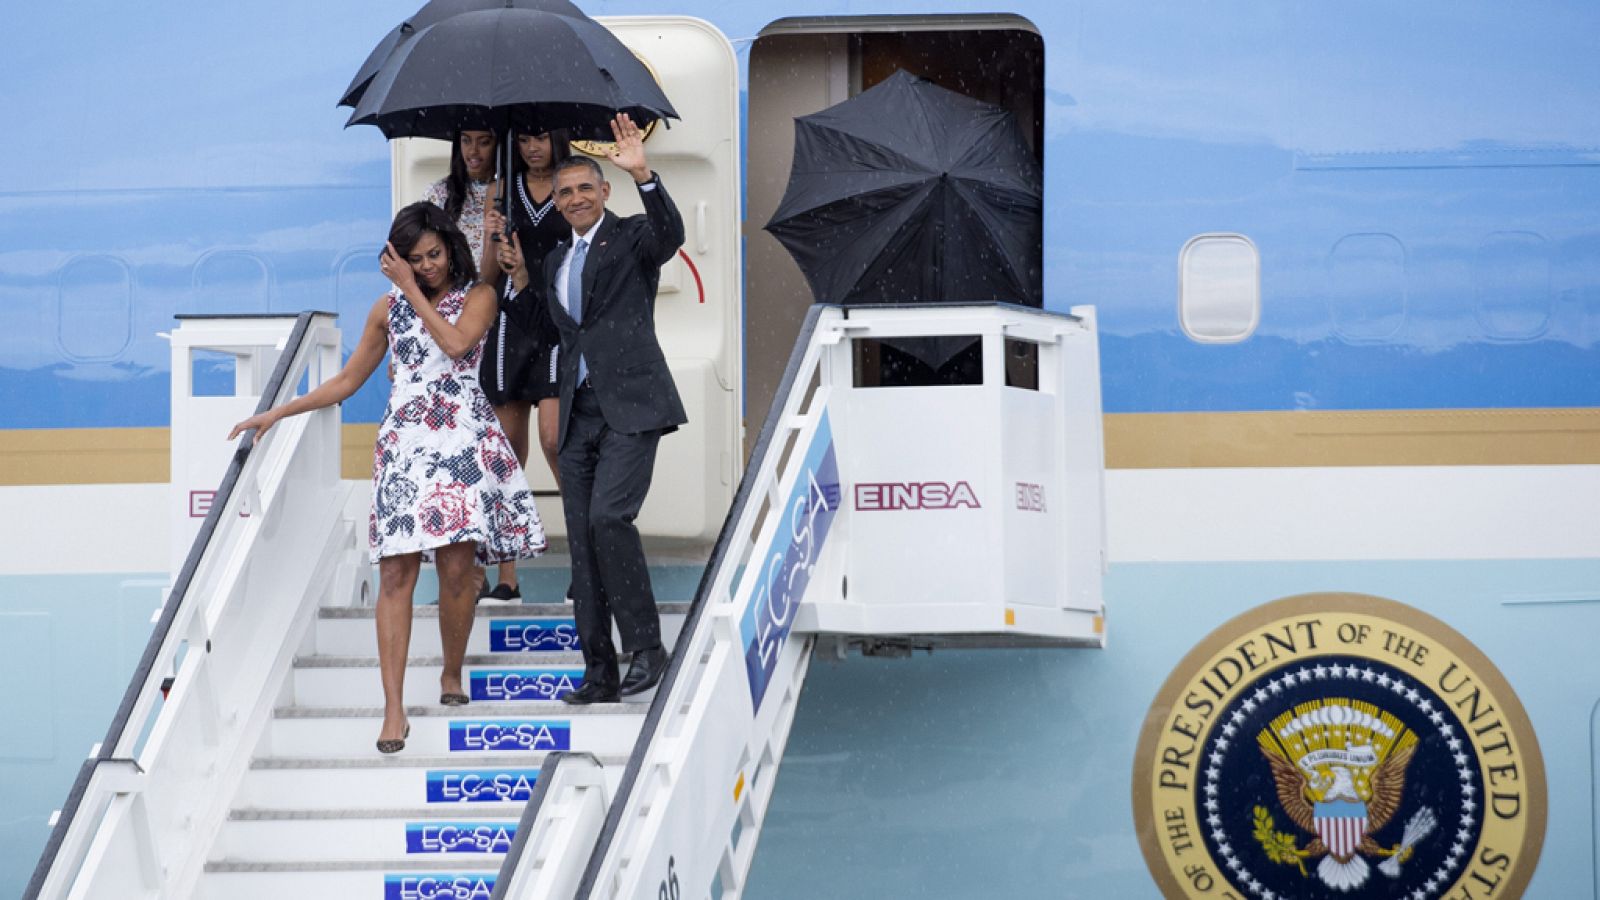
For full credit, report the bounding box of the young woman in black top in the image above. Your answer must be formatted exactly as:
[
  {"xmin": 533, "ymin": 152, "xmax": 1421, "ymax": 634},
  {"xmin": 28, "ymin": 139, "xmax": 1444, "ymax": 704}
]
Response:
[{"xmin": 478, "ymin": 130, "xmax": 572, "ymax": 601}]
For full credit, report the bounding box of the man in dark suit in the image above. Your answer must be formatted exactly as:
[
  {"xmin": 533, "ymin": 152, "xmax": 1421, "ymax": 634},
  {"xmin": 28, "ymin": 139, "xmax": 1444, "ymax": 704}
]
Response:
[{"xmin": 498, "ymin": 113, "xmax": 685, "ymax": 704}]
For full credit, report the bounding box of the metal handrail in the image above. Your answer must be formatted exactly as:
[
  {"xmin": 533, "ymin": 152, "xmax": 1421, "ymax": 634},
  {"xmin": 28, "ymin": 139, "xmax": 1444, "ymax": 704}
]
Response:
[
  {"xmin": 565, "ymin": 300, "xmax": 1092, "ymax": 896},
  {"xmin": 24, "ymin": 310, "xmax": 330, "ymax": 899},
  {"xmin": 571, "ymin": 303, "xmax": 832, "ymax": 897},
  {"xmin": 490, "ymin": 752, "xmax": 602, "ymax": 900}
]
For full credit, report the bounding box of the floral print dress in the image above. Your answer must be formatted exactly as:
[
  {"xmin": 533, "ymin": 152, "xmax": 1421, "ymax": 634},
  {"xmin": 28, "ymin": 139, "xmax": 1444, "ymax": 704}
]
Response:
[
  {"xmin": 369, "ymin": 284, "xmax": 546, "ymax": 565},
  {"xmin": 425, "ymin": 178, "xmax": 489, "ymax": 270}
]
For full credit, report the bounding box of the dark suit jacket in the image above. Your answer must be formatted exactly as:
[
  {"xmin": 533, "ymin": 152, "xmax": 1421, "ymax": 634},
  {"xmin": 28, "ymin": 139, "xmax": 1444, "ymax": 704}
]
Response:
[{"xmin": 508, "ymin": 174, "xmax": 688, "ymax": 448}]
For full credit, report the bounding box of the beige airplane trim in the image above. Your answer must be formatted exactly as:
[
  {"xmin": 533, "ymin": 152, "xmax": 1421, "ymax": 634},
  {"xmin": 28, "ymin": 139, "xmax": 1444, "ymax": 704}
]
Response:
[
  {"xmin": 3, "ymin": 408, "xmax": 1598, "ymax": 485},
  {"xmin": 1104, "ymin": 407, "xmax": 1600, "ymax": 468}
]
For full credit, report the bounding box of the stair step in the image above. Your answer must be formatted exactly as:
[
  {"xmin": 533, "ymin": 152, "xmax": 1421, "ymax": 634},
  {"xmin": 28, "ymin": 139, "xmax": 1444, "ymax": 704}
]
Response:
[
  {"xmin": 292, "ymin": 664, "xmax": 589, "ymax": 707},
  {"xmin": 213, "ymin": 815, "xmax": 520, "ymax": 863},
  {"xmin": 238, "ymin": 755, "xmax": 627, "ymax": 810},
  {"xmin": 313, "ymin": 602, "xmax": 690, "ymax": 656},
  {"xmin": 231, "ymin": 807, "xmax": 526, "ymax": 820},
  {"xmin": 178, "ymin": 545, "xmax": 702, "ymax": 898},
  {"xmin": 199, "ymin": 867, "xmax": 499, "ymax": 900},
  {"xmin": 265, "ymin": 706, "xmax": 647, "ymax": 757},
  {"xmin": 205, "ymin": 859, "xmax": 502, "ymax": 871},
  {"xmin": 296, "ymin": 652, "xmax": 589, "ymax": 667}
]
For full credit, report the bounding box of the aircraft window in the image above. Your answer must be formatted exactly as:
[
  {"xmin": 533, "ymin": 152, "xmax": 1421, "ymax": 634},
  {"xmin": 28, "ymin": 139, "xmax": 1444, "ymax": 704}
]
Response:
[
  {"xmin": 1474, "ymin": 231, "xmax": 1551, "ymax": 340},
  {"xmin": 1327, "ymin": 233, "xmax": 1406, "ymax": 342},
  {"xmin": 1179, "ymin": 234, "xmax": 1259, "ymax": 343},
  {"xmin": 193, "ymin": 251, "xmax": 270, "ymax": 315},
  {"xmin": 57, "ymin": 254, "xmax": 133, "ymax": 361}
]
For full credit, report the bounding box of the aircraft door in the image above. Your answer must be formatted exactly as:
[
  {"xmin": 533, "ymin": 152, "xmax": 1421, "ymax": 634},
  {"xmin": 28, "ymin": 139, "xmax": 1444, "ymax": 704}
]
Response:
[{"xmin": 390, "ymin": 17, "xmax": 742, "ymax": 545}]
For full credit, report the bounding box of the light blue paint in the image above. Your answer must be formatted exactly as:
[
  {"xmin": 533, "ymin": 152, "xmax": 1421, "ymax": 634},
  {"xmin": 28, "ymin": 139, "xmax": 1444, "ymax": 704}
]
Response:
[
  {"xmin": 748, "ymin": 559, "xmax": 1600, "ymax": 898},
  {"xmin": 1592, "ymin": 697, "xmax": 1600, "ymax": 897},
  {"xmin": 4, "ymin": 0, "xmax": 1600, "ymax": 429},
  {"xmin": 0, "ymin": 613, "xmax": 53, "ymax": 760},
  {"xmin": 0, "ymin": 574, "xmax": 165, "ymax": 897}
]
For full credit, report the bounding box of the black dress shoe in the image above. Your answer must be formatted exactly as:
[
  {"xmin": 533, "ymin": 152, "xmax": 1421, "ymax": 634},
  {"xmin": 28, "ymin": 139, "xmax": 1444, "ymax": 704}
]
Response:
[
  {"xmin": 620, "ymin": 646, "xmax": 668, "ymax": 697},
  {"xmin": 562, "ymin": 680, "xmax": 619, "ymax": 705},
  {"xmin": 480, "ymin": 582, "xmax": 521, "ymax": 605}
]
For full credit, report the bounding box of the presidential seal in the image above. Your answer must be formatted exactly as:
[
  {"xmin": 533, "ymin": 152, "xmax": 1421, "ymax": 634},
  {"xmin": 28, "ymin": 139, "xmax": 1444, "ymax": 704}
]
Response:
[
  {"xmin": 571, "ymin": 51, "xmax": 662, "ymax": 159},
  {"xmin": 1133, "ymin": 594, "xmax": 1544, "ymax": 900}
]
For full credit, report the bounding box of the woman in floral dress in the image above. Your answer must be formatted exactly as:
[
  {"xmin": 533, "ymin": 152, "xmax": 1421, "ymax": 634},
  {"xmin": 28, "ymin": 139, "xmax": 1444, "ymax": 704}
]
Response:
[
  {"xmin": 229, "ymin": 202, "xmax": 545, "ymax": 753},
  {"xmin": 424, "ymin": 128, "xmax": 526, "ymax": 602}
]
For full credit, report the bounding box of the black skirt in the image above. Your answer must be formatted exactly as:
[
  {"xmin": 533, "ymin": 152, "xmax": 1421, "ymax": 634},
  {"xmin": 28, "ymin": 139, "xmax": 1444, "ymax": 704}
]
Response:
[
  {"xmin": 478, "ymin": 177, "xmax": 568, "ymax": 405},
  {"xmin": 479, "ymin": 294, "xmax": 556, "ymax": 405}
]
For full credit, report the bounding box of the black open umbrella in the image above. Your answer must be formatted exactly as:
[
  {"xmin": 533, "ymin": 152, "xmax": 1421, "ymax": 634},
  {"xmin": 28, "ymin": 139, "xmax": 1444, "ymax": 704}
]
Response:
[
  {"xmin": 337, "ymin": 0, "xmax": 587, "ymax": 110},
  {"xmin": 344, "ymin": 6, "xmax": 677, "ymax": 142},
  {"xmin": 764, "ymin": 70, "xmax": 1042, "ymax": 307}
]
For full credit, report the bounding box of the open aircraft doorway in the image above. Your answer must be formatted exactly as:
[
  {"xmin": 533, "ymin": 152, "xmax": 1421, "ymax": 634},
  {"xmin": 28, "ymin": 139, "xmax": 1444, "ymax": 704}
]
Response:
[{"xmin": 745, "ymin": 15, "xmax": 1045, "ymax": 459}]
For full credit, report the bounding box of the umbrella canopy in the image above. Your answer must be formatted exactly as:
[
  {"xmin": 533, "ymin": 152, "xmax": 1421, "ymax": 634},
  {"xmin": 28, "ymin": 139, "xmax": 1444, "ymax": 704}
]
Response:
[
  {"xmin": 764, "ymin": 70, "xmax": 1042, "ymax": 306},
  {"xmin": 345, "ymin": 6, "xmax": 677, "ymax": 141},
  {"xmin": 338, "ymin": 0, "xmax": 587, "ymax": 110}
]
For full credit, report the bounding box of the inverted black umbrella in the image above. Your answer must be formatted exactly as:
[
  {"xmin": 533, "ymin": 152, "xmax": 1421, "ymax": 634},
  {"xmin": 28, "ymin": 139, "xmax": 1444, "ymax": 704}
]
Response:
[
  {"xmin": 345, "ymin": 6, "xmax": 677, "ymax": 142},
  {"xmin": 337, "ymin": 0, "xmax": 587, "ymax": 110},
  {"xmin": 764, "ymin": 70, "xmax": 1042, "ymax": 307}
]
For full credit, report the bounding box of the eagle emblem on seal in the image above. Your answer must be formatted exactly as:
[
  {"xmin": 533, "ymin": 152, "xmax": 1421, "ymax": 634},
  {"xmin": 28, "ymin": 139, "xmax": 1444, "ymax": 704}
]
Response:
[{"xmin": 1253, "ymin": 698, "xmax": 1438, "ymax": 891}]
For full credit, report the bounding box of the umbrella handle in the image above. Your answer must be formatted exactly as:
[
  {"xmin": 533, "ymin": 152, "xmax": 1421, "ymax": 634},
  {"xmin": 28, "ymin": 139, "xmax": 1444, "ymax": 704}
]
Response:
[{"xmin": 498, "ymin": 127, "xmax": 513, "ymax": 230}]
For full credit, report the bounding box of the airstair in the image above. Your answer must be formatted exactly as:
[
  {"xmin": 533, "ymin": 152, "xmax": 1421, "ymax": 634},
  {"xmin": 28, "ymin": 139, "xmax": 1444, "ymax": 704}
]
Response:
[
  {"xmin": 196, "ymin": 599, "xmax": 689, "ymax": 898},
  {"xmin": 28, "ymin": 301, "xmax": 1105, "ymax": 899}
]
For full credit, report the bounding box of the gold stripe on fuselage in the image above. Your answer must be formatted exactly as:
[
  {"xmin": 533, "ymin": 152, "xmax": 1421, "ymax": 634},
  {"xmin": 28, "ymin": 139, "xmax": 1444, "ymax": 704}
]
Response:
[
  {"xmin": 0, "ymin": 425, "xmax": 383, "ymax": 485},
  {"xmin": 1104, "ymin": 408, "xmax": 1600, "ymax": 468},
  {"xmin": 0, "ymin": 427, "xmax": 170, "ymax": 485},
  {"xmin": 2, "ymin": 409, "xmax": 1597, "ymax": 486}
]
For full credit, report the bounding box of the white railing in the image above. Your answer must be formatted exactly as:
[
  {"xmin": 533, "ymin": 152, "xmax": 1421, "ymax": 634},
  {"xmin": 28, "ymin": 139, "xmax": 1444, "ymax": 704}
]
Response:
[
  {"xmin": 497, "ymin": 302, "xmax": 1106, "ymax": 899},
  {"xmin": 493, "ymin": 304, "xmax": 840, "ymax": 900},
  {"xmin": 793, "ymin": 303, "xmax": 1106, "ymax": 645},
  {"xmin": 448, "ymin": 303, "xmax": 1108, "ymax": 899},
  {"xmin": 491, "ymin": 753, "xmax": 611, "ymax": 900},
  {"xmin": 26, "ymin": 312, "xmax": 366, "ymax": 899}
]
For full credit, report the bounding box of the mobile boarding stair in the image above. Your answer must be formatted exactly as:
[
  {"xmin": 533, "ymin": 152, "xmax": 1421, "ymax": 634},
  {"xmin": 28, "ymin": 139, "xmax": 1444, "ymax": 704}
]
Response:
[{"xmin": 27, "ymin": 301, "xmax": 1106, "ymax": 900}]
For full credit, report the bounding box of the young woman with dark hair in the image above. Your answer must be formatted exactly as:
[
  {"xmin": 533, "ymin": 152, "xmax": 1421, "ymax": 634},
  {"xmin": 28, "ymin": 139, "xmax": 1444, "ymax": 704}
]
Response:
[
  {"xmin": 476, "ymin": 130, "xmax": 573, "ymax": 602},
  {"xmin": 229, "ymin": 201, "xmax": 546, "ymax": 753},
  {"xmin": 425, "ymin": 129, "xmax": 498, "ymax": 269}
]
